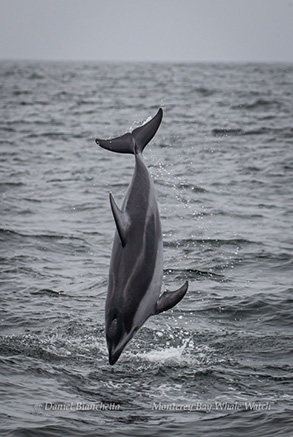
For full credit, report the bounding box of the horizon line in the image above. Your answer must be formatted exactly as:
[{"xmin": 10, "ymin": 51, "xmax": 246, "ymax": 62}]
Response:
[{"xmin": 1, "ymin": 57, "xmax": 293, "ymax": 65}]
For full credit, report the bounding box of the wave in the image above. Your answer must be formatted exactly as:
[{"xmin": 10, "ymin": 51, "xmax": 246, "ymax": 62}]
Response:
[
  {"xmin": 0, "ymin": 182, "xmax": 24, "ymax": 192},
  {"xmin": 175, "ymin": 182, "xmax": 207, "ymax": 193},
  {"xmin": 31, "ymin": 288, "xmax": 66, "ymax": 296},
  {"xmin": 0, "ymin": 228, "xmax": 86, "ymax": 242},
  {"xmin": 0, "ymin": 325, "xmax": 106, "ymax": 364},
  {"xmin": 212, "ymin": 128, "xmax": 243, "ymax": 137},
  {"xmin": 164, "ymin": 267, "xmax": 225, "ymax": 281},
  {"xmin": 212, "ymin": 126, "xmax": 293, "ymax": 138},
  {"xmin": 196, "ymin": 291, "xmax": 293, "ymax": 327},
  {"xmin": 233, "ymin": 98, "xmax": 282, "ymax": 110},
  {"xmin": 192, "ymin": 86, "xmax": 216, "ymax": 97},
  {"xmin": 165, "ymin": 238, "xmax": 254, "ymax": 248},
  {"xmin": 2, "ymin": 426, "xmax": 101, "ymax": 437}
]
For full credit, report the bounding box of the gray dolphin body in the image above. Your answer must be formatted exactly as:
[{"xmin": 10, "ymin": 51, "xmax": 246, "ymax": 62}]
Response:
[{"xmin": 96, "ymin": 108, "xmax": 188, "ymax": 365}]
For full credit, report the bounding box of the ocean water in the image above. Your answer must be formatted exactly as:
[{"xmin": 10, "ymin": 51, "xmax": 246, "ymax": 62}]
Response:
[{"xmin": 0, "ymin": 61, "xmax": 292, "ymax": 436}]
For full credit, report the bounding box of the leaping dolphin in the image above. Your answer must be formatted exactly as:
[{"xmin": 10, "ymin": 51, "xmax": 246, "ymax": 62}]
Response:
[{"xmin": 96, "ymin": 108, "xmax": 188, "ymax": 365}]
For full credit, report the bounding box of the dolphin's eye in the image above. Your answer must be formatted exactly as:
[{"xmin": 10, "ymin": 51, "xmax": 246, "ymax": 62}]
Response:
[{"xmin": 107, "ymin": 316, "xmax": 120, "ymax": 344}]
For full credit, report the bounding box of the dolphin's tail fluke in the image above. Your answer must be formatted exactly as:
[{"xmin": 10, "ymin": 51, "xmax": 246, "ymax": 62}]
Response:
[{"xmin": 96, "ymin": 108, "xmax": 163, "ymax": 154}]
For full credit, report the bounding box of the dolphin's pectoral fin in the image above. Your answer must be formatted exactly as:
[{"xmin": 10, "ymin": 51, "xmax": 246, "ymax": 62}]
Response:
[
  {"xmin": 109, "ymin": 193, "xmax": 129, "ymax": 247},
  {"xmin": 154, "ymin": 281, "xmax": 188, "ymax": 315}
]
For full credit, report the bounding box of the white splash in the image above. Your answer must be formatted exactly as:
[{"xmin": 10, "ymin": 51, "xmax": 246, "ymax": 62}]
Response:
[
  {"xmin": 133, "ymin": 338, "xmax": 190, "ymax": 365},
  {"xmin": 129, "ymin": 116, "xmax": 152, "ymax": 132}
]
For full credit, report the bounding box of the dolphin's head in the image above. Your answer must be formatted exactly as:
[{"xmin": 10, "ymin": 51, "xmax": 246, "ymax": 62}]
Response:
[
  {"xmin": 106, "ymin": 312, "xmax": 136, "ymax": 365},
  {"xmin": 106, "ymin": 315, "xmax": 123, "ymax": 365}
]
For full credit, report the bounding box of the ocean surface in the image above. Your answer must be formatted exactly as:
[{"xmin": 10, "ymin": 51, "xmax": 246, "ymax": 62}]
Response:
[{"xmin": 0, "ymin": 61, "xmax": 292, "ymax": 436}]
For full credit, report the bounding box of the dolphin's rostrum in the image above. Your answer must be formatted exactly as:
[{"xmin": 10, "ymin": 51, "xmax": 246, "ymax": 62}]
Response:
[{"xmin": 96, "ymin": 108, "xmax": 188, "ymax": 365}]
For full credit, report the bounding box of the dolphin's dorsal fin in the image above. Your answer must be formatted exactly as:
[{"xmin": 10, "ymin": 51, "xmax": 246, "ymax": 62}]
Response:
[
  {"xmin": 109, "ymin": 193, "xmax": 129, "ymax": 247},
  {"xmin": 154, "ymin": 281, "xmax": 188, "ymax": 315}
]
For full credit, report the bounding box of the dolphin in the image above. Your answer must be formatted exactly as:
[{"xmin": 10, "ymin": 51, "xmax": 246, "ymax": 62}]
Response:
[{"xmin": 96, "ymin": 108, "xmax": 188, "ymax": 365}]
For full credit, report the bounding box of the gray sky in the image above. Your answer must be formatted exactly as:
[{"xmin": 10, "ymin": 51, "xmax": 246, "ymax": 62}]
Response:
[{"xmin": 0, "ymin": 0, "xmax": 292, "ymax": 62}]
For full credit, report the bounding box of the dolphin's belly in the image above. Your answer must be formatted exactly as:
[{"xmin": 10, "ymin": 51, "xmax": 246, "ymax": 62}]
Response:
[{"xmin": 132, "ymin": 231, "xmax": 163, "ymax": 327}]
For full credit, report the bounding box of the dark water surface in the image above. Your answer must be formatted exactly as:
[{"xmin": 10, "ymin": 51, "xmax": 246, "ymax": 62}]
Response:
[{"xmin": 1, "ymin": 61, "xmax": 293, "ymax": 436}]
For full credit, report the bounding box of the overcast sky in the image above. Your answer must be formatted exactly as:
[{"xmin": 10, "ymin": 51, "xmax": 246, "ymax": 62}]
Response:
[{"xmin": 0, "ymin": 0, "xmax": 292, "ymax": 63}]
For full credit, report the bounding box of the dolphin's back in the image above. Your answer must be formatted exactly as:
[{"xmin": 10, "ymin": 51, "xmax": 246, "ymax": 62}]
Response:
[{"xmin": 107, "ymin": 152, "xmax": 163, "ymax": 331}]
